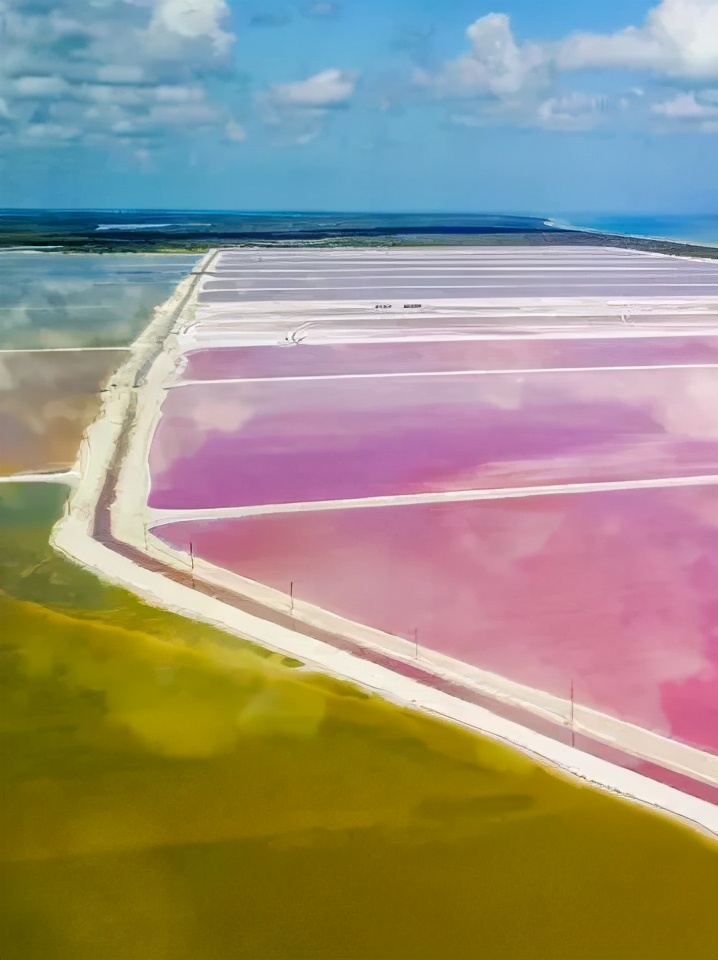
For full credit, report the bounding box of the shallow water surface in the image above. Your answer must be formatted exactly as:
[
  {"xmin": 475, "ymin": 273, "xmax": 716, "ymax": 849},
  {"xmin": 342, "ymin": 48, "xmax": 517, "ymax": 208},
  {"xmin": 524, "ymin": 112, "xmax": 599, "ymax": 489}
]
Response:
[
  {"xmin": 0, "ymin": 349, "xmax": 127, "ymax": 475},
  {"xmin": 1, "ymin": 484, "xmax": 717, "ymax": 960},
  {"xmin": 156, "ymin": 485, "xmax": 718, "ymax": 754},
  {"xmin": 150, "ymin": 367, "xmax": 718, "ymax": 509},
  {"xmin": 0, "ymin": 252, "xmax": 197, "ymax": 348}
]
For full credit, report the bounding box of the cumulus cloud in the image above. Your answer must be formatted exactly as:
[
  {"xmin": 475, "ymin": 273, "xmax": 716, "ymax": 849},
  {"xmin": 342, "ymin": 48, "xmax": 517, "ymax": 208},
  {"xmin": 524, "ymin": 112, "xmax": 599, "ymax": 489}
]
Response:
[
  {"xmin": 257, "ymin": 68, "xmax": 357, "ymax": 142},
  {"xmin": 416, "ymin": 0, "xmax": 718, "ymax": 130},
  {"xmin": 652, "ymin": 90, "xmax": 718, "ymax": 116},
  {"xmin": 651, "ymin": 90, "xmax": 718, "ymax": 131},
  {"xmin": 148, "ymin": 0, "xmax": 234, "ymax": 52},
  {"xmin": 556, "ymin": 0, "xmax": 718, "ymax": 80},
  {"xmin": 264, "ymin": 69, "xmax": 357, "ymax": 108},
  {"xmin": 0, "ymin": 0, "xmax": 240, "ymax": 148},
  {"xmin": 414, "ymin": 14, "xmax": 549, "ymax": 104},
  {"xmin": 413, "ymin": 13, "xmax": 559, "ymax": 131},
  {"xmin": 415, "ymin": 13, "xmax": 619, "ymax": 130},
  {"xmin": 13, "ymin": 76, "xmax": 72, "ymax": 99}
]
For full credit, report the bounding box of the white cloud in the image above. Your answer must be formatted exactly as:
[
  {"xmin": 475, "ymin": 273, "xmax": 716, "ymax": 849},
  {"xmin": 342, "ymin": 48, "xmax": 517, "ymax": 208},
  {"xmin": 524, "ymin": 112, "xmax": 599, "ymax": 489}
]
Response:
[
  {"xmin": 416, "ymin": 1, "xmax": 718, "ymax": 131},
  {"xmin": 0, "ymin": 0, "xmax": 239, "ymax": 148},
  {"xmin": 414, "ymin": 14, "xmax": 549, "ymax": 103},
  {"xmin": 154, "ymin": 85, "xmax": 207, "ymax": 104},
  {"xmin": 556, "ymin": 0, "xmax": 718, "ymax": 80},
  {"xmin": 536, "ymin": 92, "xmax": 609, "ymax": 131},
  {"xmin": 257, "ymin": 68, "xmax": 357, "ymax": 143},
  {"xmin": 148, "ymin": 0, "xmax": 234, "ymax": 52},
  {"xmin": 224, "ymin": 119, "xmax": 247, "ymax": 142},
  {"xmin": 651, "ymin": 91, "xmax": 718, "ymax": 117},
  {"xmin": 25, "ymin": 122, "xmax": 80, "ymax": 141},
  {"xmin": 264, "ymin": 69, "xmax": 357, "ymax": 109},
  {"xmin": 651, "ymin": 90, "xmax": 718, "ymax": 131},
  {"xmin": 13, "ymin": 76, "xmax": 72, "ymax": 99},
  {"xmin": 416, "ymin": 14, "xmax": 616, "ymax": 130},
  {"xmin": 96, "ymin": 65, "xmax": 146, "ymax": 85},
  {"xmin": 150, "ymin": 101, "xmax": 220, "ymax": 124}
]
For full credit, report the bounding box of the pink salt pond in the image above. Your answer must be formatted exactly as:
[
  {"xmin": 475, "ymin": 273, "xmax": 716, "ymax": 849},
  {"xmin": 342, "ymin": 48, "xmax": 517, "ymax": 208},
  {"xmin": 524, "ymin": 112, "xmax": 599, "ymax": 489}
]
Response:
[
  {"xmin": 146, "ymin": 323, "xmax": 718, "ymax": 791},
  {"xmin": 149, "ymin": 366, "xmax": 718, "ymax": 510},
  {"xmin": 153, "ymin": 484, "xmax": 718, "ymax": 756},
  {"xmin": 180, "ymin": 335, "xmax": 718, "ymax": 381}
]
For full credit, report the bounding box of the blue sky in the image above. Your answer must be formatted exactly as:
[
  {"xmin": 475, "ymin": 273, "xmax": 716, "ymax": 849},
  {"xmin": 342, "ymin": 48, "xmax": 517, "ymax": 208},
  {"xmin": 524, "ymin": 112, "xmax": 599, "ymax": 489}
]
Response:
[{"xmin": 0, "ymin": 0, "xmax": 717, "ymax": 213}]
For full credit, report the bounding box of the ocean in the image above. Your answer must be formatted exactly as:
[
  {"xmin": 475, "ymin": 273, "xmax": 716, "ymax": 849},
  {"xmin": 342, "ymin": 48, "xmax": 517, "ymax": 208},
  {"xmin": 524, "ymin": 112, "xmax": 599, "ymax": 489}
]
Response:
[{"xmin": 560, "ymin": 214, "xmax": 718, "ymax": 247}]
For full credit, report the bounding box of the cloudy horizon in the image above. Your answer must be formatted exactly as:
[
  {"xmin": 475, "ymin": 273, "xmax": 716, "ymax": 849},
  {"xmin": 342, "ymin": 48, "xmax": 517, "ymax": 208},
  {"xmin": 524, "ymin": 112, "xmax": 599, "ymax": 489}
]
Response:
[{"xmin": 0, "ymin": 0, "xmax": 716, "ymax": 212}]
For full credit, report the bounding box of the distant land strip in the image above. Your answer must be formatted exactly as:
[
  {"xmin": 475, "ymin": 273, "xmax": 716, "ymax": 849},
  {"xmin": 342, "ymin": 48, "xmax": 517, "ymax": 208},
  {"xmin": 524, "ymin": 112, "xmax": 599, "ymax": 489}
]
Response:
[{"xmin": 2, "ymin": 228, "xmax": 718, "ymax": 258}]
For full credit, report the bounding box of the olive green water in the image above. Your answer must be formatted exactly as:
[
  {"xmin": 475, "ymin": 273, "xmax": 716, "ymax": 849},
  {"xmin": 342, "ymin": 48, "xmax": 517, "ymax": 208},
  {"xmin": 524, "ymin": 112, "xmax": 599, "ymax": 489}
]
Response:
[{"xmin": 1, "ymin": 483, "xmax": 717, "ymax": 960}]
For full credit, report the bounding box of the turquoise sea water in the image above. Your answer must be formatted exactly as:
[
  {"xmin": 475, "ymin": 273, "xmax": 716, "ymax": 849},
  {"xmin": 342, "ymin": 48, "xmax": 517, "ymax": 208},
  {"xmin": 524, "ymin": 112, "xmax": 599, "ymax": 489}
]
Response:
[{"xmin": 561, "ymin": 215, "xmax": 718, "ymax": 247}]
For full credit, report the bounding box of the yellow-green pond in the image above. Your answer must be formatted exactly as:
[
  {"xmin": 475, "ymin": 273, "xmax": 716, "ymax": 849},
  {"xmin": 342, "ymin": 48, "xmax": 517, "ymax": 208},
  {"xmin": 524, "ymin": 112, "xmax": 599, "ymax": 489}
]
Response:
[{"xmin": 1, "ymin": 483, "xmax": 716, "ymax": 960}]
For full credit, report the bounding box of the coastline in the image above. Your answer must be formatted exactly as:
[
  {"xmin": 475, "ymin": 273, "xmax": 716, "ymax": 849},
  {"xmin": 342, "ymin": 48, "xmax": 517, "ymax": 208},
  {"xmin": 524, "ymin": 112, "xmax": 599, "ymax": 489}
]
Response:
[
  {"xmin": 556, "ymin": 219, "xmax": 718, "ymax": 253},
  {"xmin": 3, "ymin": 234, "xmax": 717, "ymax": 257},
  {"xmin": 2, "ymin": 208, "xmax": 717, "ymax": 258}
]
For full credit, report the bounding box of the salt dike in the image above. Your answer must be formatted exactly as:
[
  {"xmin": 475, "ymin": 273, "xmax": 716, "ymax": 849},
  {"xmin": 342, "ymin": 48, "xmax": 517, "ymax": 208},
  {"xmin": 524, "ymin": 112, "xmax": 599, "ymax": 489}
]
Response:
[{"xmin": 54, "ymin": 244, "xmax": 718, "ymax": 836}]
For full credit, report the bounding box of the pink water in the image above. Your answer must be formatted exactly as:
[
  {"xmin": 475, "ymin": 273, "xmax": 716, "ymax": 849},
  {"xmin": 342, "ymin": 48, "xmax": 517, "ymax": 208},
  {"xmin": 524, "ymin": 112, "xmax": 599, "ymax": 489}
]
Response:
[
  {"xmin": 180, "ymin": 336, "xmax": 718, "ymax": 381},
  {"xmin": 149, "ymin": 367, "xmax": 718, "ymax": 509},
  {"xmin": 153, "ymin": 485, "xmax": 718, "ymax": 755}
]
